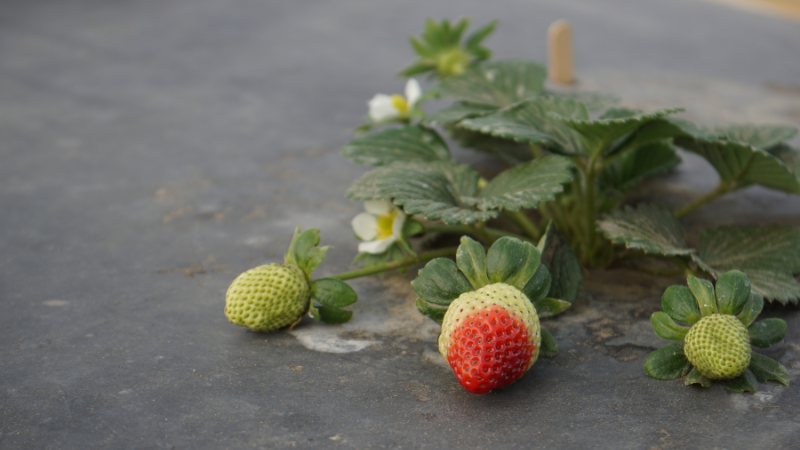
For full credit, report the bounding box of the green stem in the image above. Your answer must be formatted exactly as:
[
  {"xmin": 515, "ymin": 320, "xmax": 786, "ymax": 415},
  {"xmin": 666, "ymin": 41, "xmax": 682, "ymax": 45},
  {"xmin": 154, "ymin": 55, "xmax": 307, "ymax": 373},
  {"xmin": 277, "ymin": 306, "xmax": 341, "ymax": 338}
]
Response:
[
  {"xmin": 330, "ymin": 247, "xmax": 458, "ymax": 281},
  {"xmin": 673, "ymin": 182, "xmax": 732, "ymax": 219},
  {"xmin": 530, "ymin": 143, "xmax": 542, "ymax": 159},
  {"xmin": 503, "ymin": 210, "xmax": 541, "ymax": 241}
]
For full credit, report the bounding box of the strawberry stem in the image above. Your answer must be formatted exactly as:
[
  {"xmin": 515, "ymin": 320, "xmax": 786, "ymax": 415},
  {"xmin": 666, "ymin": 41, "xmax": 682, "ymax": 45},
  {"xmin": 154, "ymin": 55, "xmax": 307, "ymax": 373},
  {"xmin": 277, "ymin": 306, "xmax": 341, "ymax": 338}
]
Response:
[{"xmin": 330, "ymin": 246, "xmax": 458, "ymax": 281}]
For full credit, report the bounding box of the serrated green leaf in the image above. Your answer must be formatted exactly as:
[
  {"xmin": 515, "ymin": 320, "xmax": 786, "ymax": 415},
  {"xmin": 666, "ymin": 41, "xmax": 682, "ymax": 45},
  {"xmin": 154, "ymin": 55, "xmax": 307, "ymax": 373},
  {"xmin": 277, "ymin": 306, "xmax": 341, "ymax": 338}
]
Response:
[
  {"xmin": 599, "ymin": 141, "xmax": 681, "ymax": 193},
  {"xmin": 748, "ymin": 319, "xmax": 787, "ymax": 348},
  {"xmin": 540, "ymin": 328, "xmax": 558, "ymax": 358},
  {"xmin": 684, "ymin": 368, "xmax": 713, "ymax": 387},
  {"xmin": 712, "ymin": 123, "xmax": 797, "ymax": 150},
  {"xmin": 346, "ymin": 161, "xmax": 492, "ymax": 225},
  {"xmin": 661, "ymin": 285, "xmax": 702, "ymax": 326},
  {"xmin": 693, "ymin": 224, "xmax": 800, "ymax": 304},
  {"xmin": 311, "ymin": 278, "xmax": 357, "ymax": 308},
  {"xmin": 436, "ymin": 60, "xmax": 547, "ymax": 107},
  {"xmin": 598, "ymin": 203, "xmax": 694, "ymax": 256},
  {"xmin": 688, "ymin": 275, "xmax": 717, "ymax": 317},
  {"xmin": 547, "ymin": 239, "xmax": 583, "ymax": 304},
  {"xmin": 544, "ymin": 90, "xmax": 619, "ymax": 112},
  {"xmin": 522, "ymin": 262, "xmax": 551, "ymax": 303},
  {"xmin": 551, "ymin": 108, "xmax": 683, "ymax": 157},
  {"xmin": 532, "ymin": 298, "xmax": 572, "ymax": 319},
  {"xmin": 675, "ymin": 138, "xmax": 800, "ymax": 194},
  {"xmin": 412, "ymin": 258, "xmax": 473, "ymax": 306},
  {"xmin": 464, "ymin": 156, "xmax": 574, "ymax": 212},
  {"xmin": 651, "ymin": 312, "xmax": 689, "ymax": 341},
  {"xmin": 644, "ymin": 343, "xmax": 690, "ymax": 380},
  {"xmin": 605, "ymin": 118, "xmax": 693, "ymax": 158},
  {"xmin": 423, "ymin": 102, "xmax": 497, "ymax": 126},
  {"xmin": 456, "ymin": 235, "xmax": 489, "ymax": 289},
  {"xmin": 715, "ymin": 270, "xmax": 751, "ymax": 315},
  {"xmin": 445, "ymin": 125, "xmax": 533, "ymax": 165},
  {"xmin": 485, "ymin": 237, "xmax": 541, "ymax": 289},
  {"xmin": 309, "ymin": 305, "xmax": 352, "ymax": 324},
  {"xmin": 415, "ymin": 298, "xmax": 447, "ymax": 325},
  {"xmin": 770, "ymin": 144, "xmax": 800, "ymax": 176},
  {"xmin": 737, "ymin": 292, "xmax": 764, "ymax": 327},
  {"xmin": 459, "ymin": 96, "xmax": 588, "ymax": 155},
  {"xmin": 342, "ymin": 125, "xmax": 451, "ymax": 166},
  {"xmin": 720, "ymin": 369, "xmax": 759, "ymax": 393},
  {"xmin": 748, "ymin": 353, "xmax": 789, "ymax": 385}
]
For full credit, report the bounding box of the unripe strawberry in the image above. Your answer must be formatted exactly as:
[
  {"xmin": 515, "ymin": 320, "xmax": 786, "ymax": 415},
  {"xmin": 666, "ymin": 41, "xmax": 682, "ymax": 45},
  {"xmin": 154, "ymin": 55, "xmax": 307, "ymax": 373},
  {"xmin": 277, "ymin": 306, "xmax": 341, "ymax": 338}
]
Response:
[
  {"xmin": 224, "ymin": 263, "xmax": 311, "ymax": 332},
  {"xmin": 684, "ymin": 314, "xmax": 751, "ymax": 380},
  {"xmin": 438, "ymin": 283, "xmax": 541, "ymax": 394}
]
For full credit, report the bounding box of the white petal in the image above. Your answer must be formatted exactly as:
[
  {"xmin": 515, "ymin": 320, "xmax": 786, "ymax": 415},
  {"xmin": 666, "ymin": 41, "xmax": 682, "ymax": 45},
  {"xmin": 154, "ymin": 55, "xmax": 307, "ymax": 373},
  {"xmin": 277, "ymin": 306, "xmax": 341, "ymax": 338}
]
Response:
[
  {"xmin": 368, "ymin": 94, "xmax": 398, "ymax": 121},
  {"xmin": 405, "ymin": 78, "xmax": 422, "ymax": 106},
  {"xmin": 351, "ymin": 213, "xmax": 379, "ymax": 241},
  {"xmin": 364, "ymin": 199, "xmax": 392, "ymax": 215},
  {"xmin": 392, "ymin": 210, "xmax": 406, "ymax": 238},
  {"xmin": 358, "ymin": 236, "xmax": 396, "ymax": 254}
]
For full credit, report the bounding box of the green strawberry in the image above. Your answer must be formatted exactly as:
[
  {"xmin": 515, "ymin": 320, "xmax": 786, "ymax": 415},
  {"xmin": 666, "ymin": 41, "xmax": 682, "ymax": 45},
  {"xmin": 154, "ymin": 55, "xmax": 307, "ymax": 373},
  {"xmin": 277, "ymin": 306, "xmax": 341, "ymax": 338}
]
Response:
[
  {"xmin": 223, "ymin": 226, "xmax": 358, "ymax": 331},
  {"xmin": 224, "ymin": 263, "xmax": 311, "ymax": 332},
  {"xmin": 645, "ymin": 270, "xmax": 790, "ymax": 393},
  {"xmin": 438, "ymin": 283, "xmax": 541, "ymax": 394},
  {"xmin": 683, "ymin": 314, "xmax": 751, "ymax": 380}
]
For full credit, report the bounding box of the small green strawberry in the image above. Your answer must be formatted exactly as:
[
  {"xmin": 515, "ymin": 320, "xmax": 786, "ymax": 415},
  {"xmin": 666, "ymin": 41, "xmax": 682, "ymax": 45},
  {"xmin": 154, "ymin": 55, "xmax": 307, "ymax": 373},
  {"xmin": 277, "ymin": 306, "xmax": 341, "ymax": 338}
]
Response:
[
  {"xmin": 645, "ymin": 270, "xmax": 789, "ymax": 393},
  {"xmin": 414, "ymin": 235, "xmax": 576, "ymax": 394},
  {"xmin": 225, "ymin": 263, "xmax": 311, "ymax": 332},
  {"xmin": 224, "ymin": 226, "xmax": 358, "ymax": 331}
]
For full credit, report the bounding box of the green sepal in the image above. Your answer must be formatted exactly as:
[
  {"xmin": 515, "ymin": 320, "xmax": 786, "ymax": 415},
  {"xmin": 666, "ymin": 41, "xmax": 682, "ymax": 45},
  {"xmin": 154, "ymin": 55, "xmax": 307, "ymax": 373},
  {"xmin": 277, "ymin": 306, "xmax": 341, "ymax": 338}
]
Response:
[
  {"xmin": 485, "ymin": 236, "xmax": 541, "ymax": 289},
  {"xmin": 644, "ymin": 343, "xmax": 690, "ymax": 380},
  {"xmin": 532, "ymin": 298, "xmax": 572, "ymax": 319},
  {"xmin": 537, "ymin": 221, "xmax": 554, "ymax": 254},
  {"xmin": 522, "ymin": 264, "xmax": 551, "ymax": 303},
  {"xmin": 684, "ymin": 368, "xmax": 713, "ymax": 388},
  {"xmin": 411, "ymin": 258, "xmax": 473, "ymax": 306},
  {"xmin": 737, "ymin": 292, "xmax": 764, "ymax": 327},
  {"xmin": 748, "ymin": 353, "xmax": 789, "ymax": 386},
  {"xmin": 748, "ymin": 319, "xmax": 787, "ymax": 348},
  {"xmin": 540, "ymin": 328, "xmax": 558, "ymax": 358},
  {"xmin": 651, "ymin": 312, "xmax": 689, "ymax": 341},
  {"xmin": 720, "ymin": 369, "xmax": 759, "ymax": 393},
  {"xmin": 547, "ymin": 239, "xmax": 583, "ymax": 304},
  {"xmin": 309, "ymin": 305, "xmax": 353, "ymax": 324},
  {"xmin": 284, "ymin": 226, "xmax": 330, "ymax": 278},
  {"xmin": 715, "ymin": 270, "xmax": 751, "ymax": 315},
  {"xmin": 311, "ymin": 278, "xmax": 357, "ymax": 308},
  {"xmin": 687, "ymin": 275, "xmax": 717, "ymax": 317},
  {"xmin": 456, "ymin": 235, "xmax": 489, "ymax": 289},
  {"xmin": 661, "ymin": 285, "xmax": 702, "ymax": 326},
  {"xmin": 415, "ymin": 298, "xmax": 447, "ymax": 325},
  {"xmin": 403, "ymin": 218, "xmax": 425, "ymax": 237}
]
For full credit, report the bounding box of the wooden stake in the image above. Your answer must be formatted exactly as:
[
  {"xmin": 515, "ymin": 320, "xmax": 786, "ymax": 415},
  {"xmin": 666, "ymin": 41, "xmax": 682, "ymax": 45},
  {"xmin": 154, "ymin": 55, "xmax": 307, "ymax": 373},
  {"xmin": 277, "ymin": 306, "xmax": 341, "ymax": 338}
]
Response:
[{"xmin": 547, "ymin": 20, "xmax": 574, "ymax": 85}]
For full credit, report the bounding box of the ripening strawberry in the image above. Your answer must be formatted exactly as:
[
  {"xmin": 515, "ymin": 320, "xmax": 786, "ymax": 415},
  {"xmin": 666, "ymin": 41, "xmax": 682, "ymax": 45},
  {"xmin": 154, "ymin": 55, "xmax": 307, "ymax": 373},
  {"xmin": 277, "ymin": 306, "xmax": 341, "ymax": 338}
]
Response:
[{"xmin": 439, "ymin": 284, "xmax": 542, "ymax": 394}]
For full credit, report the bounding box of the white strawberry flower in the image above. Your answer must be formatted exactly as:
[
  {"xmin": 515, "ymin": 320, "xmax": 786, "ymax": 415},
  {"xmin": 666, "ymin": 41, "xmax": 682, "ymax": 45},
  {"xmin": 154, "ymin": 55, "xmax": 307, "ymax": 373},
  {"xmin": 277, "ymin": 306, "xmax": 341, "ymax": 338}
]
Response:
[
  {"xmin": 351, "ymin": 200, "xmax": 406, "ymax": 254},
  {"xmin": 367, "ymin": 78, "xmax": 422, "ymax": 122}
]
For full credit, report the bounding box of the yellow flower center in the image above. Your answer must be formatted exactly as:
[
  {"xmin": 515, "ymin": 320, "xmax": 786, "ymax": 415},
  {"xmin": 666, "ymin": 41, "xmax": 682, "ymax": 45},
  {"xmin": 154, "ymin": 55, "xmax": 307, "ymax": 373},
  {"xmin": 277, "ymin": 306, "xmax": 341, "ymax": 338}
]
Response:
[
  {"xmin": 375, "ymin": 209, "xmax": 398, "ymax": 240},
  {"xmin": 390, "ymin": 94, "xmax": 409, "ymax": 114}
]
